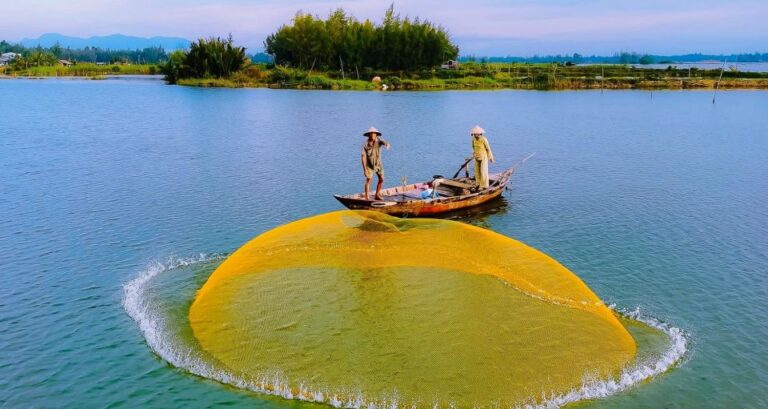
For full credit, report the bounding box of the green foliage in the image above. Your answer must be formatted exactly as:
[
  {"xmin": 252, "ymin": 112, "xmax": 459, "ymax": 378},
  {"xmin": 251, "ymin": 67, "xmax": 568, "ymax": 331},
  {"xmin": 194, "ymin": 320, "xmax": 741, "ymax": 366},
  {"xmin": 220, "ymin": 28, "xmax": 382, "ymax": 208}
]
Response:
[
  {"xmin": 533, "ymin": 72, "xmax": 555, "ymax": 89},
  {"xmin": 266, "ymin": 66, "xmax": 307, "ymax": 83},
  {"xmin": 264, "ymin": 6, "xmax": 458, "ymax": 71},
  {"xmin": 0, "ymin": 40, "xmax": 24, "ymax": 54},
  {"xmin": 639, "ymin": 55, "xmax": 654, "ymax": 65},
  {"xmin": 384, "ymin": 76, "xmax": 401, "ymax": 86},
  {"xmin": 0, "ymin": 40, "xmax": 169, "ymax": 64},
  {"xmin": 14, "ymin": 49, "xmax": 58, "ymax": 68},
  {"xmin": 162, "ymin": 36, "xmax": 247, "ymax": 83},
  {"xmin": 6, "ymin": 63, "xmax": 155, "ymax": 77}
]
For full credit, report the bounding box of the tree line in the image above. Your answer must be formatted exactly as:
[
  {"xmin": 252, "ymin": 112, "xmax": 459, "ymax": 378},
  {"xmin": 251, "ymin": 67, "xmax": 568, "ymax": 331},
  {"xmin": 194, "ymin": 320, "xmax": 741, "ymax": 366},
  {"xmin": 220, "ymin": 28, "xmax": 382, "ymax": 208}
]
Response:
[
  {"xmin": 264, "ymin": 6, "xmax": 459, "ymax": 71},
  {"xmin": 0, "ymin": 40, "xmax": 170, "ymax": 64},
  {"xmin": 467, "ymin": 52, "xmax": 768, "ymax": 65}
]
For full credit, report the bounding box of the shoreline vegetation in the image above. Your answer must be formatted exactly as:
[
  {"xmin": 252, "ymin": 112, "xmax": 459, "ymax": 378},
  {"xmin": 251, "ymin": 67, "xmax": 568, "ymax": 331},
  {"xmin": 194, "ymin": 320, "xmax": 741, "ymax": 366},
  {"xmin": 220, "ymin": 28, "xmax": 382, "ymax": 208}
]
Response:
[
  {"xmin": 3, "ymin": 7, "xmax": 767, "ymax": 90},
  {"xmin": 159, "ymin": 7, "xmax": 768, "ymax": 91},
  {"xmin": 0, "ymin": 63, "xmax": 158, "ymax": 78},
  {"xmin": 3, "ymin": 62, "xmax": 768, "ymax": 91},
  {"xmin": 172, "ymin": 64, "xmax": 768, "ymax": 90}
]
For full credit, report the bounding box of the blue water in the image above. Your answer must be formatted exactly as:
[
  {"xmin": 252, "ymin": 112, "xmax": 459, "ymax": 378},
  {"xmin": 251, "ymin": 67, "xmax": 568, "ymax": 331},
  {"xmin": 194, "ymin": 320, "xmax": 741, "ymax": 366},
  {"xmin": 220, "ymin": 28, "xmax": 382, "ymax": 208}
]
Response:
[{"xmin": 0, "ymin": 78, "xmax": 766, "ymax": 408}]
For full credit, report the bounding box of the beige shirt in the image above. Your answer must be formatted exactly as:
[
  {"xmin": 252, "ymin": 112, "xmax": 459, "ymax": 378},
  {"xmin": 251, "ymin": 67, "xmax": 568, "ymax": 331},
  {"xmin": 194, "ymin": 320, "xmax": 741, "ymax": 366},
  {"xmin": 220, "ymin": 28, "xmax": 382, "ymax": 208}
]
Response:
[
  {"xmin": 472, "ymin": 136, "xmax": 494, "ymax": 162},
  {"xmin": 362, "ymin": 139, "xmax": 388, "ymax": 170}
]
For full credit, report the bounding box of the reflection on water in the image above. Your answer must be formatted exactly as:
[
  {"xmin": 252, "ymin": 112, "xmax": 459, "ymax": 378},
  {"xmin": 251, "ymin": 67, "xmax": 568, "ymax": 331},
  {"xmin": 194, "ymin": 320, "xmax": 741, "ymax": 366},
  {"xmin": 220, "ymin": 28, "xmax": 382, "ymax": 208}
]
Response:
[{"xmin": 439, "ymin": 196, "xmax": 509, "ymax": 228}]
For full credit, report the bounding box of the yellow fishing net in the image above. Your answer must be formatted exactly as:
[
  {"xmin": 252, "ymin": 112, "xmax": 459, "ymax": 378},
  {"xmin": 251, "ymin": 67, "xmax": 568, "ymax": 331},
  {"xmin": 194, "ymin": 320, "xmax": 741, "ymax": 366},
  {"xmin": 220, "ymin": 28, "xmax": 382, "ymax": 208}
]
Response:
[{"xmin": 189, "ymin": 211, "xmax": 636, "ymax": 407}]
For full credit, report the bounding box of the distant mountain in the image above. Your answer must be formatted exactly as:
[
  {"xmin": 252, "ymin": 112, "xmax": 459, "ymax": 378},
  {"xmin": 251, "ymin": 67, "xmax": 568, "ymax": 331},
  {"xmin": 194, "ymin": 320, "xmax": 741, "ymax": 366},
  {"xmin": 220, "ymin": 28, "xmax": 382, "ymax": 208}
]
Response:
[{"xmin": 20, "ymin": 33, "xmax": 191, "ymax": 50}]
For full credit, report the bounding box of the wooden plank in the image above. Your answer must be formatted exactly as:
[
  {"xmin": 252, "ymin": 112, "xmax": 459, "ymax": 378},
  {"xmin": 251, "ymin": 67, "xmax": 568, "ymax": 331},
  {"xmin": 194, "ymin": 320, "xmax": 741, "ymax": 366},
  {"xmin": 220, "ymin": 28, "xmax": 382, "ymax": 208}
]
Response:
[{"xmin": 440, "ymin": 179, "xmax": 474, "ymax": 190}]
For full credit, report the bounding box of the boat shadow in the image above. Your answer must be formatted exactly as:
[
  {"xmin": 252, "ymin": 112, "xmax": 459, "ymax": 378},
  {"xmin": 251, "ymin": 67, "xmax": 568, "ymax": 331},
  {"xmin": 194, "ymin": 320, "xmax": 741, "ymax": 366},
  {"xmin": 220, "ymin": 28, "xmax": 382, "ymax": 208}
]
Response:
[{"xmin": 430, "ymin": 196, "xmax": 510, "ymax": 228}]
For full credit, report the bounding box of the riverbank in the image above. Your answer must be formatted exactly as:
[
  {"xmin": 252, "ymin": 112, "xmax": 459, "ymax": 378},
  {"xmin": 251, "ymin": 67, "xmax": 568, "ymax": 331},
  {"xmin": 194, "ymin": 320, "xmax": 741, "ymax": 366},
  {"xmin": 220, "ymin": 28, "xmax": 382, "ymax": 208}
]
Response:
[
  {"xmin": 175, "ymin": 63, "xmax": 768, "ymax": 90},
  {"xmin": 3, "ymin": 62, "xmax": 768, "ymax": 90},
  {"xmin": 178, "ymin": 75, "xmax": 768, "ymax": 90}
]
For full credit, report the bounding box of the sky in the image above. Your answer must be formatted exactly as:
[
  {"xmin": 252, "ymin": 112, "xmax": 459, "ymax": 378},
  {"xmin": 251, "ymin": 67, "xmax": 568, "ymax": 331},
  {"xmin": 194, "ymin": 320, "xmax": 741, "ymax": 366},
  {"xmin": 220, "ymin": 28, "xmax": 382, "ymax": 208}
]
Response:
[{"xmin": 3, "ymin": 0, "xmax": 767, "ymax": 55}]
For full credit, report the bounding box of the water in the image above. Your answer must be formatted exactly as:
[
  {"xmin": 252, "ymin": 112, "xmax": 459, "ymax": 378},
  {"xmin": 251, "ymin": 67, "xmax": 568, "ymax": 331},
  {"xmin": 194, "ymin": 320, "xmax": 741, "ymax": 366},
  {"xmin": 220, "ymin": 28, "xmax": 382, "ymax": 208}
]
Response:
[
  {"xmin": 579, "ymin": 62, "xmax": 768, "ymax": 73},
  {"xmin": 631, "ymin": 62, "xmax": 768, "ymax": 73},
  {"xmin": 1, "ymin": 78, "xmax": 766, "ymax": 408}
]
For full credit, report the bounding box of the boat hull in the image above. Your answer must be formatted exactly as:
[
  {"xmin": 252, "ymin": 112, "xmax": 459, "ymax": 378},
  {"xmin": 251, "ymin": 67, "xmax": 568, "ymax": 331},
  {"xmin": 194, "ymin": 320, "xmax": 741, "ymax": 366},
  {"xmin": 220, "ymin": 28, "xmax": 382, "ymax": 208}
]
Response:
[
  {"xmin": 333, "ymin": 167, "xmax": 515, "ymax": 217},
  {"xmin": 334, "ymin": 186, "xmax": 505, "ymax": 216}
]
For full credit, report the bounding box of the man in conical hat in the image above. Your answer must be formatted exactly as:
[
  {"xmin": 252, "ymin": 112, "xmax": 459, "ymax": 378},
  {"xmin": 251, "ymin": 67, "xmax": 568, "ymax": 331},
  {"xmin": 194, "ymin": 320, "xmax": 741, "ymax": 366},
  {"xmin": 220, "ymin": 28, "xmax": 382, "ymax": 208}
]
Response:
[
  {"xmin": 470, "ymin": 125, "xmax": 494, "ymax": 189},
  {"xmin": 361, "ymin": 126, "xmax": 391, "ymax": 200}
]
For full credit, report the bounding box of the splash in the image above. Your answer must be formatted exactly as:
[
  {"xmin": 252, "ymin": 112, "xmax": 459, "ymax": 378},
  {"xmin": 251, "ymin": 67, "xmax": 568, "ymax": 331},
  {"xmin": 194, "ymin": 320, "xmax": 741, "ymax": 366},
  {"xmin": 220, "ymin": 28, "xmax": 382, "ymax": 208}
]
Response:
[{"xmin": 187, "ymin": 211, "xmax": 645, "ymax": 407}]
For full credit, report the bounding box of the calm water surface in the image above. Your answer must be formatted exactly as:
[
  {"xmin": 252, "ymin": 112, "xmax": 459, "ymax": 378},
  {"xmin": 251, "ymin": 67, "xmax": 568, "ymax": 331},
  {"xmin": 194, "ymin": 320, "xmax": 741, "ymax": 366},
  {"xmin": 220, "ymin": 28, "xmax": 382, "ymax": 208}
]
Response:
[{"xmin": 0, "ymin": 78, "xmax": 766, "ymax": 408}]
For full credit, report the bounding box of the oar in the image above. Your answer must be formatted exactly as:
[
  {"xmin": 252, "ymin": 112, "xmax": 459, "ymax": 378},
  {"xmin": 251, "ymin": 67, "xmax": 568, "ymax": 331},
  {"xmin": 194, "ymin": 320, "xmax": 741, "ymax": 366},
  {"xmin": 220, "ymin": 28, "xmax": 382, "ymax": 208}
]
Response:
[{"xmin": 452, "ymin": 158, "xmax": 473, "ymax": 179}]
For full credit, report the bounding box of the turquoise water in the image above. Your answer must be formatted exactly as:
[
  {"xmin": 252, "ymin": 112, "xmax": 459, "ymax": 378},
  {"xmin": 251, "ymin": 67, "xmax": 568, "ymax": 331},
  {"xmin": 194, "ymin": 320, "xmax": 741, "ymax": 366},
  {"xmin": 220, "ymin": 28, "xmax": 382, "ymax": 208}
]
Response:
[{"xmin": 0, "ymin": 78, "xmax": 766, "ymax": 408}]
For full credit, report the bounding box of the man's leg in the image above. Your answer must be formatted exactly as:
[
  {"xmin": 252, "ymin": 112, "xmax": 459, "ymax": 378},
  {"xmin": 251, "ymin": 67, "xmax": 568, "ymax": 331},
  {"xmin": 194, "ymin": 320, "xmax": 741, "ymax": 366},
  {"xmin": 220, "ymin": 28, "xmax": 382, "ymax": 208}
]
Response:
[
  {"xmin": 474, "ymin": 159, "xmax": 482, "ymax": 186},
  {"xmin": 364, "ymin": 176, "xmax": 372, "ymax": 200},
  {"xmin": 375, "ymin": 173, "xmax": 384, "ymax": 200},
  {"xmin": 479, "ymin": 158, "xmax": 489, "ymax": 188}
]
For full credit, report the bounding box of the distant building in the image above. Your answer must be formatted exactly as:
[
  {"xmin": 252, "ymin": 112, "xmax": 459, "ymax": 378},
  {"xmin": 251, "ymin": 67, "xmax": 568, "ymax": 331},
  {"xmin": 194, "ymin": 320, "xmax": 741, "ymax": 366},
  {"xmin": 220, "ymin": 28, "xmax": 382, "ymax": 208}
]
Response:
[
  {"xmin": 0, "ymin": 52, "xmax": 21, "ymax": 66},
  {"xmin": 58, "ymin": 59, "xmax": 74, "ymax": 66},
  {"xmin": 441, "ymin": 60, "xmax": 460, "ymax": 70}
]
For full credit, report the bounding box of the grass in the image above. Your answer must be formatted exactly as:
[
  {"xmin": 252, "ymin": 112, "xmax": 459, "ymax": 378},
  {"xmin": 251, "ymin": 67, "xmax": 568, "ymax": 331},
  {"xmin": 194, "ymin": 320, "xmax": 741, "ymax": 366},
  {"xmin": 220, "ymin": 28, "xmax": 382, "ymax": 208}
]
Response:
[{"xmin": 1, "ymin": 63, "xmax": 159, "ymax": 77}]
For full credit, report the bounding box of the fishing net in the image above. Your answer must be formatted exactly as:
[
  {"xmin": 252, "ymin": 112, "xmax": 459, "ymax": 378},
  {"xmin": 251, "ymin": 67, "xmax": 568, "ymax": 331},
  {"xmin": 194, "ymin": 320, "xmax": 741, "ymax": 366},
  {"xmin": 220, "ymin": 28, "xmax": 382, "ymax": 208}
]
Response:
[{"xmin": 189, "ymin": 210, "xmax": 636, "ymax": 407}]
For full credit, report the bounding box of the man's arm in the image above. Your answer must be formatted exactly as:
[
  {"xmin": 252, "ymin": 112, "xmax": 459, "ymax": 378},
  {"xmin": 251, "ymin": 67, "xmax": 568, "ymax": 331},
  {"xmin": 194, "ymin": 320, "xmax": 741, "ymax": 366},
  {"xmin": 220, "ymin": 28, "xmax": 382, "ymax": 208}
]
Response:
[
  {"xmin": 380, "ymin": 138, "xmax": 391, "ymax": 149},
  {"xmin": 485, "ymin": 137, "xmax": 495, "ymax": 163},
  {"xmin": 361, "ymin": 150, "xmax": 368, "ymax": 170}
]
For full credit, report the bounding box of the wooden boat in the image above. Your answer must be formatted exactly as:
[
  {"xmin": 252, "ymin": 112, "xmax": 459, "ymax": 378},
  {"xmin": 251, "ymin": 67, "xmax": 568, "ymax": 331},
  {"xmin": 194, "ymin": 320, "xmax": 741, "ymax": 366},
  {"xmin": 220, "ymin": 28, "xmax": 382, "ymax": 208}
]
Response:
[{"xmin": 334, "ymin": 153, "xmax": 535, "ymax": 217}]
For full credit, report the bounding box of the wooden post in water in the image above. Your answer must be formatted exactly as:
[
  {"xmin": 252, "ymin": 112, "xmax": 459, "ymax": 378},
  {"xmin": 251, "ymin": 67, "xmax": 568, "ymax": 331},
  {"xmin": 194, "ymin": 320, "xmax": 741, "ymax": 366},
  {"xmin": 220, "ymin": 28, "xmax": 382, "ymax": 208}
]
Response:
[
  {"xmin": 601, "ymin": 65, "xmax": 605, "ymax": 93},
  {"xmin": 528, "ymin": 66, "xmax": 531, "ymax": 88},
  {"xmin": 712, "ymin": 59, "xmax": 727, "ymax": 104}
]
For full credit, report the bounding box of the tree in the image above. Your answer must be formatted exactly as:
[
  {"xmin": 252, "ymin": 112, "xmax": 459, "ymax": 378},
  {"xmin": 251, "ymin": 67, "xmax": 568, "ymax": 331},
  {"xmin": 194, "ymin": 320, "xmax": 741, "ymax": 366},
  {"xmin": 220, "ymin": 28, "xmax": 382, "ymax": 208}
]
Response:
[
  {"xmin": 161, "ymin": 36, "xmax": 248, "ymax": 82},
  {"xmin": 264, "ymin": 6, "xmax": 458, "ymax": 71},
  {"xmin": 639, "ymin": 55, "xmax": 654, "ymax": 65}
]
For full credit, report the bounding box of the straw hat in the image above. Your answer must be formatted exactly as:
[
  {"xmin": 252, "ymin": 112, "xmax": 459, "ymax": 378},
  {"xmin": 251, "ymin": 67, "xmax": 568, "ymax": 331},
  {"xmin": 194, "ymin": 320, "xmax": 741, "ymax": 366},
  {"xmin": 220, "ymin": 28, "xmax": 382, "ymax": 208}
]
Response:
[
  {"xmin": 363, "ymin": 126, "xmax": 382, "ymax": 136},
  {"xmin": 470, "ymin": 125, "xmax": 485, "ymax": 135}
]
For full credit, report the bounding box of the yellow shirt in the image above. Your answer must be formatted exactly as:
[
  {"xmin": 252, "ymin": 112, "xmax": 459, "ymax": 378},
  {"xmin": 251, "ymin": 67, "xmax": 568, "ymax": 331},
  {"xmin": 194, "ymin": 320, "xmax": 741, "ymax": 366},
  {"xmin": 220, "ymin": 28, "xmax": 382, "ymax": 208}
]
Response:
[{"xmin": 471, "ymin": 136, "xmax": 494, "ymax": 162}]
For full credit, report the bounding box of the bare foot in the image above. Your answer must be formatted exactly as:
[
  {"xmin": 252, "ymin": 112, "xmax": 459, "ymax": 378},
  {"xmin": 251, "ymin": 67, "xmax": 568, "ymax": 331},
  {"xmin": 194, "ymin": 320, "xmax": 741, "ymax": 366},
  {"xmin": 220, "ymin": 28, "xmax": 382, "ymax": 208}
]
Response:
[{"xmin": 375, "ymin": 195, "xmax": 383, "ymax": 200}]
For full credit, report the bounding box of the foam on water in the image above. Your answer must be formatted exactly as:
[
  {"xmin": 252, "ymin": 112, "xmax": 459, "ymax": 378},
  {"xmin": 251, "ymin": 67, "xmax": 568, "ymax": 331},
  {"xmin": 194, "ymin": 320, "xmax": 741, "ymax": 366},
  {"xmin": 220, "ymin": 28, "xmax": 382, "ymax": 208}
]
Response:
[
  {"xmin": 122, "ymin": 254, "xmax": 327, "ymax": 401},
  {"xmin": 530, "ymin": 306, "xmax": 688, "ymax": 409},
  {"xmin": 123, "ymin": 256, "xmax": 688, "ymax": 409}
]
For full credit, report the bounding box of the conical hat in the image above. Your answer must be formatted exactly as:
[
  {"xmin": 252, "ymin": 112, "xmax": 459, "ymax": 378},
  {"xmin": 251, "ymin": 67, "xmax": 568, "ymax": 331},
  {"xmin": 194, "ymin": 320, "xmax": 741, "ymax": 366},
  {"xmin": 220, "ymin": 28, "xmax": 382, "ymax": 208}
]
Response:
[
  {"xmin": 363, "ymin": 126, "xmax": 382, "ymax": 136},
  {"xmin": 470, "ymin": 125, "xmax": 485, "ymax": 135}
]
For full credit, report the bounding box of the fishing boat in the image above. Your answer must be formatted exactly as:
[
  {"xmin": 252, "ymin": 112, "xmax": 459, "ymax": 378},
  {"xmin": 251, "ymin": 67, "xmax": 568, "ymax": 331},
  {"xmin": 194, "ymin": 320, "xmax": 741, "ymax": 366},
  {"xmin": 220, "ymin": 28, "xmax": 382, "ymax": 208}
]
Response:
[{"xmin": 334, "ymin": 153, "xmax": 535, "ymax": 217}]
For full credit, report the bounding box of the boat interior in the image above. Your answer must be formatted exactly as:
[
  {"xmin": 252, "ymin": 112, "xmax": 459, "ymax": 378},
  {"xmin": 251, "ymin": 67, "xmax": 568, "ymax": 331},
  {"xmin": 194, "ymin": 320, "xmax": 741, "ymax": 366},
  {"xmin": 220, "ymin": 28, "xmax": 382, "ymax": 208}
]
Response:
[{"xmin": 374, "ymin": 175, "xmax": 502, "ymax": 202}]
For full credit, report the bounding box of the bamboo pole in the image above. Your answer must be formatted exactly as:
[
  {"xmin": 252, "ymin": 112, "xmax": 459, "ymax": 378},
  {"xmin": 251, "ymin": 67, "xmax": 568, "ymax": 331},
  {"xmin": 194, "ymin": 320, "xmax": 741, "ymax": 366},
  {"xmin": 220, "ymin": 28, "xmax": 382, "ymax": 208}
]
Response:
[
  {"xmin": 601, "ymin": 65, "xmax": 605, "ymax": 93},
  {"xmin": 712, "ymin": 59, "xmax": 727, "ymax": 104}
]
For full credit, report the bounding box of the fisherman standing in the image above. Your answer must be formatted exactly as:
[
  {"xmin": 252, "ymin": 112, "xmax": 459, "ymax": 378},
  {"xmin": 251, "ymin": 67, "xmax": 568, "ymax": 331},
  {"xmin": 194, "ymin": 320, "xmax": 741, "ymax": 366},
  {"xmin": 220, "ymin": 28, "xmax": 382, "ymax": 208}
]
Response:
[
  {"xmin": 470, "ymin": 125, "xmax": 494, "ymax": 189},
  {"xmin": 361, "ymin": 126, "xmax": 391, "ymax": 200}
]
